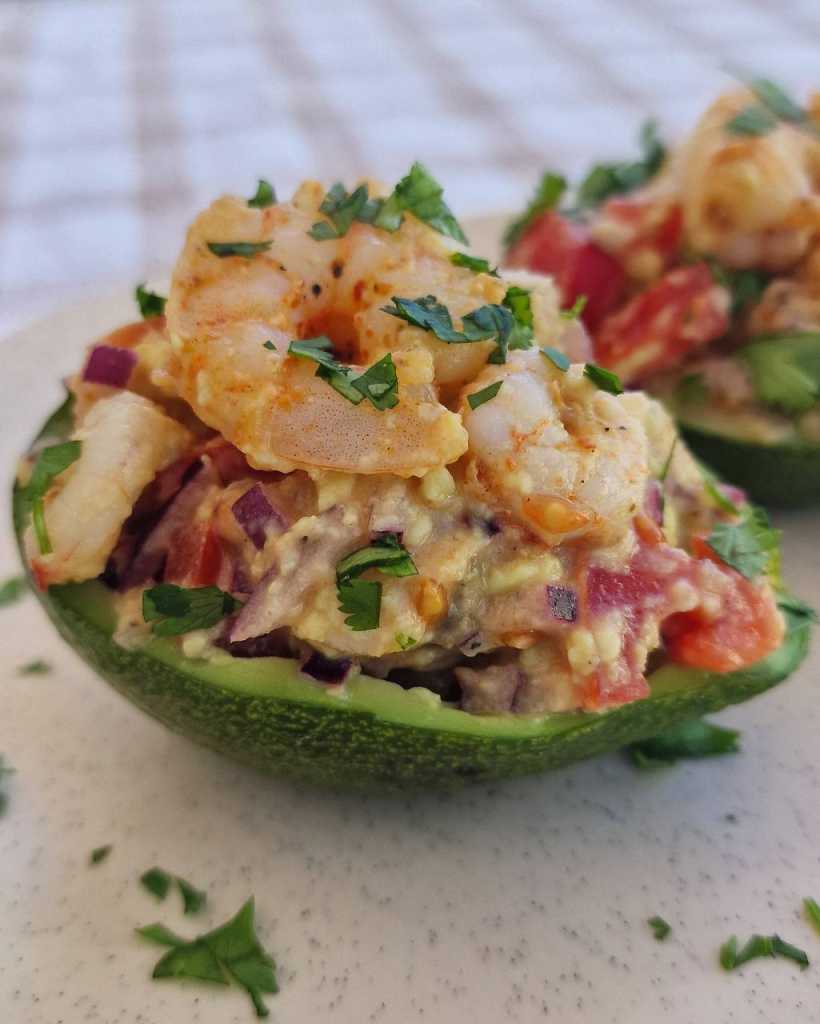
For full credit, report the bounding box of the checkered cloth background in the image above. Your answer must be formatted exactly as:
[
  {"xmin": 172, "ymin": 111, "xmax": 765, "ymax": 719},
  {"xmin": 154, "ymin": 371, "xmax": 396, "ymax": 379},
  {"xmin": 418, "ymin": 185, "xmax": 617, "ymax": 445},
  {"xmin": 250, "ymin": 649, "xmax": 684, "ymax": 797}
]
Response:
[{"xmin": 1, "ymin": 0, "xmax": 818, "ymax": 338}]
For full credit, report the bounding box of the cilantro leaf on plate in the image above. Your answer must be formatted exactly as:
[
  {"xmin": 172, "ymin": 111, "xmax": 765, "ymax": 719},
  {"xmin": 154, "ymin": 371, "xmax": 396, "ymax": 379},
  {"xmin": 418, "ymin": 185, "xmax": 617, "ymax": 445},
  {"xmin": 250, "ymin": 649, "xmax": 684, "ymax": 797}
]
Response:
[
  {"xmin": 648, "ymin": 916, "xmax": 671, "ymax": 941},
  {"xmin": 720, "ymin": 933, "xmax": 809, "ymax": 971},
  {"xmin": 628, "ymin": 719, "xmax": 740, "ymax": 769},
  {"xmin": 0, "ymin": 576, "xmax": 27, "ymax": 609},
  {"xmin": 141, "ymin": 867, "xmax": 172, "ymax": 900},
  {"xmin": 89, "ymin": 845, "xmax": 112, "ymax": 866},
  {"xmin": 138, "ymin": 898, "xmax": 278, "ymax": 1018},
  {"xmin": 18, "ymin": 659, "xmax": 51, "ymax": 676},
  {"xmin": 247, "ymin": 179, "xmax": 276, "ymax": 209}
]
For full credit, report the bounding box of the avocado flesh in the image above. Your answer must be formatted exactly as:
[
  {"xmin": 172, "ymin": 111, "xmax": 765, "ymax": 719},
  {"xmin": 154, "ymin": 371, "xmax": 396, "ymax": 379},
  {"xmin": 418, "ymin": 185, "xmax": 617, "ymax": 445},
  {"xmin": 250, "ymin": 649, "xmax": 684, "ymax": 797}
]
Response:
[
  {"xmin": 680, "ymin": 421, "xmax": 820, "ymax": 509},
  {"xmin": 12, "ymin": 404, "xmax": 810, "ymax": 791}
]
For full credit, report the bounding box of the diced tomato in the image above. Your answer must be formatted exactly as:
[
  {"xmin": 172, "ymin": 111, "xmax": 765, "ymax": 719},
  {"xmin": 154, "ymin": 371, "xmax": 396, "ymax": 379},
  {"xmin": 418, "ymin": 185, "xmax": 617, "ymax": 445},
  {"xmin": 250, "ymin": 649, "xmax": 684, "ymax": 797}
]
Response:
[
  {"xmin": 590, "ymin": 196, "xmax": 683, "ymax": 281},
  {"xmin": 164, "ymin": 521, "xmax": 222, "ymax": 586},
  {"xmin": 594, "ymin": 263, "xmax": 730, "ymax": 384},
  {"xmin": 506, "ymin": 211, "xmax": 626, "ymax": 331}
]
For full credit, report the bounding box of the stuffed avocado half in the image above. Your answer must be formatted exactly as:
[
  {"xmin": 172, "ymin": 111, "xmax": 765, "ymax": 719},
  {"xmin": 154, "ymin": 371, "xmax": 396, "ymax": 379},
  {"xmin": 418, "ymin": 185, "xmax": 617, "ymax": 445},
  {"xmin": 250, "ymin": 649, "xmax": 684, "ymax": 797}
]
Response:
[
  {"xmin": 504, "ymin": 78, "xmax": 820, "ymax": 506},
  {"xmin": 13, "ymin": 166, "xmax": 811, "ymax": 790}
]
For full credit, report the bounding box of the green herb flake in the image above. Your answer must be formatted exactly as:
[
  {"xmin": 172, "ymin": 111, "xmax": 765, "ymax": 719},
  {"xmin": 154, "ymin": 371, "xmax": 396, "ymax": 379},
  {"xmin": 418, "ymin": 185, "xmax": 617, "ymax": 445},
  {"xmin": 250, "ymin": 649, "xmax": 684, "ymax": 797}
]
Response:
[
  {"xmin": 742, "ymin": 332, "xmax": 820, "ymax": 415},
  {"xmin": 584, "ymin": 363, "xmax": 623, "ymax": 395},
  {"xmin": 288, "ymin": 336, "xmax": 398, "ymax": 409},
  {"xmin": 503, "ymin": 286, "xmax": 534, "ymax": 350},
  {"xmin": 648, "ymin": 916, "xmax": 671, "ymax": 941},
  {"xmin": 135, "ymin": 284, "xmax": 167, "ymax": 319},
  {"xmin": 89, "ymin": 845, "xmax": 112, "ymax": 866},
  {"xmin": 247, "ymin": 179, "xmax": 276, "ymax": 209},
  {"xmin": 658, "ymin": 438, "xmax": 677, "ymax": 484},
  {"xmin": 383, "ymin": 294, "xmax": 513, "ymax": 364},
  {"xmin": 374, "ymin": 162, "xmax": 467, "ymax": 243},
  {"xmin": 25, "ymin": 441, "xmax": 82, "ymax": 554},
  {"xmin": 0, "ymin": 756, "xmax": 14, "ymax": 817},
  {"xmin": 18, "ymin": 659, "xmax": 51, "ymax": 676},
  {"xmin": 541, "ymin": 346, "xmax": 570, "ymax": 372},
  {"xmin": 177, "ymin": 876, "xmax": 207, "ymax": 916},
  {"xmin": 309, "ymin": 182, "xmax": 375, "ymax": 240},
  {"xmin": 804, "ymin": 897, "xmax": 820, "ymax": 934},
  {"xmin": 467, "ymin": 380, "xmax": 503, "ymax": 410},
  {"xmin": 207, "ymin": 241, "xmax": 272, "ymax": 259},
  {"xmin": 0, "ymin": 576, "xmax": 27, "ymax": 609},
  {"xmin": 262, "ymin": 340, "xmax": 276, "ymax": 351},
  {"xmin": 706, "ymin": 506, "xmax": 779, "ymax": 580},
  {"xmin": 560, "ymin": 295, "xmax": 588, "ymax": 320},
  {"xmin": 574, "ymin": 119, "xmax": 666, "ymax": 212},
  {"xmin": 141, "ymin": 867, "xmax": 172, "ymax": 901},
  {"xmin": 395, "ymin": 633, "xmax": 417, "ymax": 650},
  {"xmin": 746, "ymin": 75, "xmax": 810, "ymax": 124},
  {"xmin": 628, "ymin": 718, "xmax": 740, "ymax": 768},
  {"xmin": 138, "ymin": 897, "xmax": 278, "ymax": 1018},
  {"xmin": 503, "ymin": 171, "xmax": 567, "ymax": 249},
  {"xmin": 336, "ymin": 533, "xmax": 418, "ymax": 632},
  {"xmin": 721, "ymin": 933, "xmax": 809, "ymax": 971},
  {"xmin": 142, "ymin": 584, "xmax": 242, "ymax": 637},
  {"xmin": 725, "ymin": 104, "xmax": 779, "ymax": 137},
  {"xmin": 450, "ymin": 252, "xmax": 498, "ymax": 276}
]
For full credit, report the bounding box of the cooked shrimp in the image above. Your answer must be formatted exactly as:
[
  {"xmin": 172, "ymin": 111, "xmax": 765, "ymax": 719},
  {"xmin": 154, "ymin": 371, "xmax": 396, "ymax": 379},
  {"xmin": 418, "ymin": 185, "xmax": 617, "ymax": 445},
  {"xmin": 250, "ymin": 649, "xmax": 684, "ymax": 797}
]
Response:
[
  {"xmin": 168, "ymin": 183, "xmax": 540, "ymax": 476},
  {"xmin": 460, "ymin": 351, "xmax": 649, "ymax": 547},
  {"xmin": 677, "ymin": 90, "xmax": 820, "ymax": 269},
  {"xmin": 27, "ymin": 392, "xmax": 194, "ymax": 586}
]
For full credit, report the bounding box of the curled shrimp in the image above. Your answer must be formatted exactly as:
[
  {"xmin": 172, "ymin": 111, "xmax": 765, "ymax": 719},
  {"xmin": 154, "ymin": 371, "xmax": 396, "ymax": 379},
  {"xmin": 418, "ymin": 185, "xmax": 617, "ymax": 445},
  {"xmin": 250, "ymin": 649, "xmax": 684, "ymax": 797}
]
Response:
[
  {"xmin": 677, "ymin": 90, "xmax": 820, "ymax": 270},
  {"xmin": 459, "ymin": 351, "xmax": 649, "ymax": 547},
  {"xmin": 26, "ymin": 392, "xmax": 194, "ymax": 587},
  {"xmin": 167, "ymin": 184, "xmax": 532, "ymax": 476}
]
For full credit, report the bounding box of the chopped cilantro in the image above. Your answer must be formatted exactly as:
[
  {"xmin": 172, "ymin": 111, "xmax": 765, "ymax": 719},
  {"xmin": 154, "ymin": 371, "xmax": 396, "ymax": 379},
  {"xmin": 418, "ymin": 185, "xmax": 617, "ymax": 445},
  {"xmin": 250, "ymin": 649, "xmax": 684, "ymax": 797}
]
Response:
[
  {"xmin": 138, "ymin": 897, "xmax": 278, "ymax": 1018},
  {"xmin": 560, "ymin": 294, "xmax": 588, "ymax": 321},
  {"xmin": 0, "ymin": 576, "xmax": 27, "ymax": 608},
  {"xmin": 142, "ymin": 584, "xmax": 242, "ymax": 637},
  {"xmin": 25, "ymin": 441, "xmax": 82, "ymax": 554},
  {"xmin": 742, "ymin": 332, "xmax": 820, "ymax": 415},
  {"xmin": 746, "ymin": 75, "xmax": 808, "ymax": 123},
  {"xmin": 720, "ymin": 933, "xmax": 809, "ymax": 971},
  {"xmin": 18, "ymin": 659, "xmax": 51, "ymax": 676},
  {"xmin": 141, "ymin": 867, "xmax": 172, "ymax": 900},
  {"xmin": 207, "ymin": 241, "xmax": 271, "ymax": 259},
  {"xmin": 541, "ymin": 346, "xmax": 570, "ymax": 372},
  {"xmin": 707, "ymin": 262, "xmax": 770, "ymax": 318},
  {"xmin": 467, "ymin": 380, "xmax": 503, "ymax": 410},
  {"xmin": 804, "ymin": 898, "xmax": 820, "ymax": 935},
  {"xmin": 703, "ymin": 477, "xmax": 741, "ymax": 516},
  {"xmin": 309, "ymin": 182, "xmax": 375, "ymax": 240},
  {"xmin": 374, "ymin": 162, "xmax": 467, "ymax": 243},
  {"xmin": 395, "ymin": 633, "xmax": 418, "ymax": 650},
  {"xmin": 503, "ymin": 286, "xmax": 535, "ymax": 350},
  {"xmin": 584, "ymin": 363, "xmax": 623, "ymax": 394},
  {"xmin": 0, "ymin": 757, "xmax": 13, "ymax": 817},
  {"xmin": 503, "ymin": 171, "xmax": 567, "ymax": 249},
  {"xmin": 450, "ymin": 252, "xmax": 498, "ymax": 275},
  {"xmin": 247, "ymin": 179, "xmax": 276, "ymax": 209},
  {"xmin": 659, "ymin": 438, "xmax": 677, "ymax": 483},
  {"xmin": 574, "ymin": 119, "xmax": 666, "ymax": 211},
  {"xmin": 288, "ymin": 336, "xmax": 398, "ymax": 409},
  {"xmin": 383, "ymin": 294, "xmax": 514, "ymax": 364},
  {"xmin": 706, "ymin": 506, "xmax": 779, "ymax": 580},
  {"xmin": 177, "ymin": 876, "xmax": 207, "ymax": 916},
  {"xmin": 628, "ymin": 718, "xmax": 740, "ymax": 768},
  {"xmin": 725, "ymin": 105, "xmax": 779, "ymax": 136},
  {"xmin": 135, "ymin": 284, "xmax": 167, "ymax": 319},
  {"xmin": 89, "ymin": 845, "xmax": 112, "ymax": 866},
  {"xmin": 648, "ymin": 916, "xmax": 671, "ymax": 941},
  {"xmin": 262, "ymin": 340, "xmax": 276, "ymax": 351},
  {"xmin": 336, "ymin": 534, "xmax": 417, "ymax": 632}
]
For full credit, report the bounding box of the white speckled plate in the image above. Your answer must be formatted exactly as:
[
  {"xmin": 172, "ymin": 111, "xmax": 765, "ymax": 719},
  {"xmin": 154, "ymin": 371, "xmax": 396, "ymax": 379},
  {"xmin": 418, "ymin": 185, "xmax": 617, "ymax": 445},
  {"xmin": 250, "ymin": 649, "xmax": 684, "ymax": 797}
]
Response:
[{"xmin": 1, "ymin": 217, "xmax": 819, "ymax": 1024}]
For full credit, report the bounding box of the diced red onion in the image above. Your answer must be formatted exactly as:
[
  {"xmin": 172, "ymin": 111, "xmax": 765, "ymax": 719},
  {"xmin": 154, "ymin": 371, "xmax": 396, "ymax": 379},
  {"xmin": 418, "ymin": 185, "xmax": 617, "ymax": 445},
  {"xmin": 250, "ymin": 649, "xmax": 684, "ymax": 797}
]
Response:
[
  {"xmin": 546, "ymin": 584, "xmax": 578, "ymax": 622},
  {"xmin": 644, "ymin": 480, "xmax": 664, "ymax": 525},
  {"xmin": 301, "ymin": 651, "xmax": 353, "ymax": 684},
  {"xmin": 719, "ymin": 483, "xmax": 746, "ymax": 508},
  {"xmin": 83, "ymin": 345, "xmax": 137, "ymax": 388},
  {"xmin": 231, "ymin": 484, "xmax": 285, "ymax": 549},
  {"xmin": 230, "ymin": 562, "xmax": 254, "ymax": 595}
]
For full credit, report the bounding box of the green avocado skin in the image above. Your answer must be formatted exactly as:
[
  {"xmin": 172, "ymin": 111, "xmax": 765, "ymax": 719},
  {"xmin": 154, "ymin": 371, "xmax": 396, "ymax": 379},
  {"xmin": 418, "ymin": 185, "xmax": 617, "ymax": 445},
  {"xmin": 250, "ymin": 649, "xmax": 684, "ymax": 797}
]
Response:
[
  {"xmin": 681, "ymin": 423, "xmax": 820, "ymax": 508},
  {"xmin": 14, "ymin": 403, "xmax": 810, "ymax": 792}
]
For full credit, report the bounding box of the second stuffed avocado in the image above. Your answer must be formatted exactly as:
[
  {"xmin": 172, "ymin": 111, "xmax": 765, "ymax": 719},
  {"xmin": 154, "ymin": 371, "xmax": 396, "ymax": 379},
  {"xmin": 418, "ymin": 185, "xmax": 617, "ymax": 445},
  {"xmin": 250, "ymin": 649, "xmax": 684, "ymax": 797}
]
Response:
[{"xmin": 504, "ymin": 79, "xmax": 820, "ymax": 507}]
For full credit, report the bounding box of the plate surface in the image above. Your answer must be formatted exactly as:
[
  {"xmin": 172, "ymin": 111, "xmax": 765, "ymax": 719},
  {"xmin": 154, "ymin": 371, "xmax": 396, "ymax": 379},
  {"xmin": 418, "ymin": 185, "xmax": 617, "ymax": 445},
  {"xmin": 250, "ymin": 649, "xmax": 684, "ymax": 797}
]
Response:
[{"xmin": 1, "ymin": 220, "xmax": 819, "ymax": 1024}]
